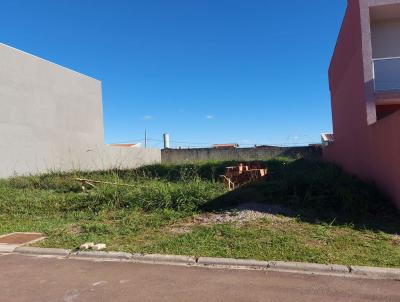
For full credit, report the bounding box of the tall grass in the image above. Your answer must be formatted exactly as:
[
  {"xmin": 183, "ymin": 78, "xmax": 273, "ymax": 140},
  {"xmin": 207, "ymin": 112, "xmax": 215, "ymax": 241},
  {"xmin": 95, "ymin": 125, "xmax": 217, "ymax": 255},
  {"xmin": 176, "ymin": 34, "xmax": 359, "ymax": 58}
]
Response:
[
  {"xmin": 2, "ymin": 158, "xmax": 399, "ymax": 232},
  {"xmin": 3, "ymin": 165, "xmax": 227, "ymax": 214}
]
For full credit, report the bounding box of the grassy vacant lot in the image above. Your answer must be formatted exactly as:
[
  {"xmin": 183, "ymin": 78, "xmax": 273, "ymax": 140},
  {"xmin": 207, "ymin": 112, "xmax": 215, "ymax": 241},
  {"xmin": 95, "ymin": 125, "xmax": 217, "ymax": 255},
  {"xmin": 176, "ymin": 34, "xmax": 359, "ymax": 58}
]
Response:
[{"xmin": 0, "ymin": 158, "xmax": 399, "ymax": 267}]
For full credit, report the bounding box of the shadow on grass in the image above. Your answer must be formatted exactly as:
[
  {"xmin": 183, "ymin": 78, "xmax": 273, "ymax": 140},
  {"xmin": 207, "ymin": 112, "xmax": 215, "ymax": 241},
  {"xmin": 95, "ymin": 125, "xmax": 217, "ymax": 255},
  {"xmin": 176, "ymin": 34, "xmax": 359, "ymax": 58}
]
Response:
[
  {"xmin": 201, "ymin": 159, "xmax": 400, "ymax": 234},
  {"xmin": 93, "ymin": 158, "xmax": 399, "ymax": 234}
]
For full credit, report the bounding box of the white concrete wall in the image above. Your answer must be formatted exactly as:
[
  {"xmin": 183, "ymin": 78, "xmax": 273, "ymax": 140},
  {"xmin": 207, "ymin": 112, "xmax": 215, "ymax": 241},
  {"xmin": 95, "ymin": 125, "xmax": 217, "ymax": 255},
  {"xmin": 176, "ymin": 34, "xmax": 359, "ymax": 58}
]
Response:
[
  {"xmin": 0, "ymin": 43, "xmax": 160, "ymax": 177},
  {"xmin": 0, "ymin": 145, "xmax": 160, "ymax": 177},
  {"xmin": 371, "ymin": 18, "xmax": 400, "ymax": 58}
]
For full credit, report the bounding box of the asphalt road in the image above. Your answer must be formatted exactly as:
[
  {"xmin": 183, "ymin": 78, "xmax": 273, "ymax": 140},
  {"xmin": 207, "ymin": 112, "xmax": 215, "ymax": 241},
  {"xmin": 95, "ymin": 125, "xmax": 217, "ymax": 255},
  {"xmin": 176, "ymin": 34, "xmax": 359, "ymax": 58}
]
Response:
[{"xmin": 0, "ymin": 254, "xmax": 399, "ymax": 302}]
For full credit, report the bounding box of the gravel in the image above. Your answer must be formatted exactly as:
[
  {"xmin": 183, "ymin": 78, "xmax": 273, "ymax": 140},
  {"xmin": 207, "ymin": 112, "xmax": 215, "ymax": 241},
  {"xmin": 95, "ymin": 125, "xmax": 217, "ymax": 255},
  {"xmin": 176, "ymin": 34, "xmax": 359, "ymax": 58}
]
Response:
[{"xmin": 170, "ymin": 202, "xmax": 294, "ymax": 234}]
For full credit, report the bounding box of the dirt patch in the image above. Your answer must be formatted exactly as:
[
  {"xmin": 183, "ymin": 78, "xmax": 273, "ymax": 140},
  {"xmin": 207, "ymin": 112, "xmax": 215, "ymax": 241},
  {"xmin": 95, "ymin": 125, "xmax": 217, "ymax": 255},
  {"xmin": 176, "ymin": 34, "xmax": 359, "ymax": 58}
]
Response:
[
  {"xmin": 67, "ymin": 224, "xmax": 83, "ymax": 235},
  {"xmin": 170, "ymin": 202, "xmax": 294, "ymax": 234},
  {"xmin": 392, "ymin": 234, "xmax": 400, "ymax": 246}
]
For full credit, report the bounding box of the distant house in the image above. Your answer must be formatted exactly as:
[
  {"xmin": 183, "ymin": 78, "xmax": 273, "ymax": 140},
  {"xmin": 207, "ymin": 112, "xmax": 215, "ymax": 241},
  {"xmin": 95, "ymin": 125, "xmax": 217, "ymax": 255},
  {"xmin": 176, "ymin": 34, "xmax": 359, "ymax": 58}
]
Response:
[
  {"xmin": 320, "ymin": 134, "xmax": 334, "ymax": 148},
  {"xmin": 109, "ymin": 143, "xmax": 142, "ymax": 148},
  {"xmin": 324, "ymin": 0, "xmax": 400, "ymax": 208},
  {"xmin": 255, "ymin": 145, "xmax": 278, "ymax": 148},
  {"xmin": 212, "ymin": 144, "xmax": 239, "ymax": 149}
]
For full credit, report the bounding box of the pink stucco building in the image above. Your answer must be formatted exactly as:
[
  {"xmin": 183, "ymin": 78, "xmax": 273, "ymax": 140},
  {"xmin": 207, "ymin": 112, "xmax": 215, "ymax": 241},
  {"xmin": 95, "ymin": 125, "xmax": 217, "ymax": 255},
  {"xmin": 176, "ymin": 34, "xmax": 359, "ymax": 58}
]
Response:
[{"xmin": 324, "ymin": 0, "xmax": 400, "ymax": 208}]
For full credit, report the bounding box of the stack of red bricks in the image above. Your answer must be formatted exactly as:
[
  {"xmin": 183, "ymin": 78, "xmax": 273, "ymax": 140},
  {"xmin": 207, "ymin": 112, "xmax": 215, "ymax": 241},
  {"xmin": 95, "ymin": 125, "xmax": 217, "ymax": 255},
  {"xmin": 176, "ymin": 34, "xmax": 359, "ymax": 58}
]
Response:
[{"xmin": 221, "ymin": 163, "xmax": 267, "ymax": 190}]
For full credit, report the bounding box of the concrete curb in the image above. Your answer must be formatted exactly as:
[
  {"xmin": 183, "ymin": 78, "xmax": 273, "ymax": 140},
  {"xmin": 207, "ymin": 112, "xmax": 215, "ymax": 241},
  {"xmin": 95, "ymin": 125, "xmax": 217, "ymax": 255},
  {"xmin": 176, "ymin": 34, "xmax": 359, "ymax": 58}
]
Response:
[
  {"xmin": 132, "ymin": 253, "xmax": 196, "ymax": 265},
  {"xmin": 197, "ymin": 258, "xmax": 349, "ymax": 274},
  {"xmin": 0, "ymin": 244, "xmax": 19, "ymax": 253},
  {"xmin": 72, "ymin": 251, "xmax": 132, "ymax": 260},
  {"xmin": 350, "ymin": 266, "xmax": 400, "ymax": 280},
  {"xmin": 9, "ymin": 247, "xmax": 400, "ymax": 280},
  {"xmin": 197, "ymin": 257, "xmax": 270, "ymax": 269},
  {"xmin": 197, "ymin": 257, "xmax": 400, "ymax": 280},
  {"xmin": 268, "ymin": 261, "xmax": 350, "ymax": 274},
  {"xmin": 14, "ymin": 247, "xmax": 71, "ymax": 256}
]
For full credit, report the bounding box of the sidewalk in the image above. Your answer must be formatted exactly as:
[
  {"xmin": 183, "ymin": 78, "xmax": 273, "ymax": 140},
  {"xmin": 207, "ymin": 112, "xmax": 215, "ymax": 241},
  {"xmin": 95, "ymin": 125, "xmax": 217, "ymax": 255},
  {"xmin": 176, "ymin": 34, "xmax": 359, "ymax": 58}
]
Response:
[{"xmin": 1, "ymin": 254, "xmax": 399, "ymax": 302}]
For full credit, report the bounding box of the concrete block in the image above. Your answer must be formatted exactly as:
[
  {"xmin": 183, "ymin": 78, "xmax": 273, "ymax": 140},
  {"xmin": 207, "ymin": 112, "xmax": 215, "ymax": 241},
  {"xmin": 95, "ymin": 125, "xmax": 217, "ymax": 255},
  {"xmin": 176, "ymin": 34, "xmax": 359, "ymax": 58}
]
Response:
[
  {"xmin": 351, "ymin": 266, "xmax": 400, "ymax": 280},
  {"xmin": 14, "ymin": 247, "xmax": 70, "ymax": 256}
]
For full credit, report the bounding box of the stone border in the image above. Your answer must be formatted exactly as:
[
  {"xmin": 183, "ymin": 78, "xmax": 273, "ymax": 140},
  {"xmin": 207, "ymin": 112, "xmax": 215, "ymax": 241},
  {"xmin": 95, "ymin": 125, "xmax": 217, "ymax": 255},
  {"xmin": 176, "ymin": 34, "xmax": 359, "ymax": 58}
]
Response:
[{"xmin": 5, "ymin": 247, "xmax": 399, "ymax": 280}]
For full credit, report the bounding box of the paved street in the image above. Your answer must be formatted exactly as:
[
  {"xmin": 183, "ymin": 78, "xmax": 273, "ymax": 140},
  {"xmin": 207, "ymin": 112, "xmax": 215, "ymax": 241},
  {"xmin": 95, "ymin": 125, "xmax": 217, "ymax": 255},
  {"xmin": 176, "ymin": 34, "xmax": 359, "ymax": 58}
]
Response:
[{"xmin": 0, "ymin": 254, "xmax": 399, "ymax": 302}]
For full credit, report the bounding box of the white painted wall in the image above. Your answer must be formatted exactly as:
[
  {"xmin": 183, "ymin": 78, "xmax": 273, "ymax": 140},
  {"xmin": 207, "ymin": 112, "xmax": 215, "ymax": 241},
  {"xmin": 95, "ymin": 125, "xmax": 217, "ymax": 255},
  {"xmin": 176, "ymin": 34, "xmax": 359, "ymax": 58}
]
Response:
[
  {"xmin": 371, "ymin": 18, "xmax": 400, "ymax": 58},
  {"xmin": 0, "ymin": 43, "xmax": 160, "ymax": 177},
  {"xmin": 371, "ymin": 19, "xmax": 400, "ymax": 91},
  {"xmin": 0, "ymin": 145, "xmax": 160, "ymax": 177}
]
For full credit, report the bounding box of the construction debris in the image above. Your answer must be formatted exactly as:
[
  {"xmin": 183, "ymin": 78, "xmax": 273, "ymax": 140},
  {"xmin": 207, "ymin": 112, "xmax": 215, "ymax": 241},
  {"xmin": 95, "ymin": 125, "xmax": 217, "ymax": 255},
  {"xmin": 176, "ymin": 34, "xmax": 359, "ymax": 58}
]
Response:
[
  {"xmin": 220, "ymin": 163, "xmax": 267, "ymax": 190},
  {"xmin": 80, "ymin": 242, "xmax": 95, "ymax": 250},
  {"xmin": 80, "ymin": 242, "xmax": 106, "ymax": 251},
  {"xmin": 92, "ymin": 243, "xmax": 107, "ymax": 251},
  {"xmin": 75, "ymin": 178, "xmax": 136, "ymax": 192}
]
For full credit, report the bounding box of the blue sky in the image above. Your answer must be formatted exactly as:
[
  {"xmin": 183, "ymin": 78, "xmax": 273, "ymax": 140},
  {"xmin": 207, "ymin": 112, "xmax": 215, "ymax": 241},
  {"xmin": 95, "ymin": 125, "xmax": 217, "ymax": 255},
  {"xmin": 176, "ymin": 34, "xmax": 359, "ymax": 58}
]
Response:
[{"xmin": 1, "ymin": 0, "xmax": 347, "ymax": 148}]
